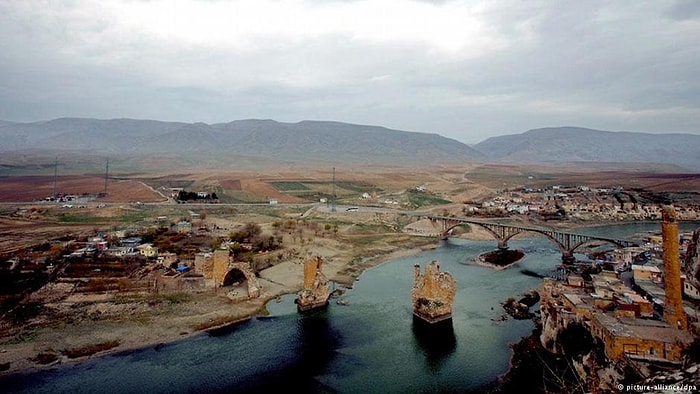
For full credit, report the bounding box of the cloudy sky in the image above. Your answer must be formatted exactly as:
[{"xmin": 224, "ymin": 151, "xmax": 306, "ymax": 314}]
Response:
[{"xmin": 1, "ymin": 0, "xmax": 699, "ymax": 143}]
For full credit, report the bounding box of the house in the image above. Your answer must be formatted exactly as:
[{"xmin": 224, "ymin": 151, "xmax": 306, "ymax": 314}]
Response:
[
  {"xmin": 120, "ymin": 237, "xmax": 142, "ymax": 248},
  {"xmin": 157, "ymin": 252, "xmax": 178, "ymax": 267},
  {"xmin": 174, "ymin": 221, "xmax": 192, "ymax": 234},
  {"xmin": 613, "ymin": 293, "xmax": 653, "ymax": 318},
  {"xmin": 632, "ymin": 264, "xmax": 662, "ymax": 283},
  {"xmin": 590, "ymin": 313, "xmax": 692, "ymax": 362},
  {"xmin": 105, "ymin": 246, "xmax": 135, "ymax": 257},
  {"xmin": 683, "ymin": 280, "xmax": 700, "ymax": 300},
  {"xmin": 614, "ymin": 247, "xmax": 648, "ymax": 265},
  {"xmin": 137, "ymin": 243, "xmax": 158, "ymax": 258},
  {"xmin": 506, "ymin": 204, "xmax": 529, "ymax": 214}
]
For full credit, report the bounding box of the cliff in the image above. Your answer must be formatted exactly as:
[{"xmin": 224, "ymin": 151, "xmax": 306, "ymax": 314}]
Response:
[{"xmin": 685, "ymin": 228, "xmax": 700, "ymax": 291}]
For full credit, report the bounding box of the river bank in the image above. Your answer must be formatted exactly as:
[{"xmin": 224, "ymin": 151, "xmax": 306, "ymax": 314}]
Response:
[
  {"xmin": 2, "ymin": 218, "xmax": 668, "ymax": 380},
  {"xmin": 0, "ymin": 233, "xmax": 437, "ymax": 376}
]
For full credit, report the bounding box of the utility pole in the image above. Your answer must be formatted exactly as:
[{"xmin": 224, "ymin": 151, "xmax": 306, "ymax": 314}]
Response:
[
  {"xmin": 331, "ymin": 167, "xmax": 336, "ymax": 212},
  {"xmin": 104, "ymin": 158, "xmax": 109, "ymax": 195},
  {"xmin": 52, "ymin": 156, "xmax": 58, "ymax": 200}
]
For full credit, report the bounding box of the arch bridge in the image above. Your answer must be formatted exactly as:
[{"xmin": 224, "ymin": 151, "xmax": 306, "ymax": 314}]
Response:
[{"xmin": 421, "ymin": 215, "xmax": 638, "ymax": 263}]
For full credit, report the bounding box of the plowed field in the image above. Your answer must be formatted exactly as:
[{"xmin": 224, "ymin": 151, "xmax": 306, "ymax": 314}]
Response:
[{"xmin": 0, "ymin": 176, "xmax": 165, "ymax": 203}]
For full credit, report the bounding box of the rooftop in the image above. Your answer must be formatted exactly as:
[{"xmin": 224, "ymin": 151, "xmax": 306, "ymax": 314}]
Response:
[{"xmin": 593, "ymin": 313, "xmax": 693, "ymax": 344}]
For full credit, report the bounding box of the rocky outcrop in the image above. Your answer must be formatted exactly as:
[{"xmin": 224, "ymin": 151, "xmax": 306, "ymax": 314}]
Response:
[
  {"xmin": 411, "ymin": 261, "xmax": 457, "ymax": 323},
  {"xmin": 684, "ymin": 228, "xmax": 700, "ymax": 291},
  {"xmin": 295, "ymin": 256, "xmax": 331, "ymax": 311},
  {"xmin": 538, "ymin": 278, "xmax": 575, "ymax": 354},
  {"xmin": 642, "ymin": 363, "xmax": 699, "ymax": 393},
  {"xmin": 502, "ymin": 290, "xmax": 539, "ymax": 320}
]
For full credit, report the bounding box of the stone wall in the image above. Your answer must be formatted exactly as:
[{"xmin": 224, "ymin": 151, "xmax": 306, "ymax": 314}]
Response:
[
  {"xmin": 211, "ymin": 248, "xmax": 229, "ymax": 287},
  {"xmin": 194, "ymin": 252, "xmax": 214, "ymax": 279}
]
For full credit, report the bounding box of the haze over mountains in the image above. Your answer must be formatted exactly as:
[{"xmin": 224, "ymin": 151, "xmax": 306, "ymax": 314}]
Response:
[
  {"xmin": 474, "ymin": 127, "xmax": 700, "ymax": 171},
  {"xmin": 1, "ymin": 118, "xmax": 699, "ymax": 171}
]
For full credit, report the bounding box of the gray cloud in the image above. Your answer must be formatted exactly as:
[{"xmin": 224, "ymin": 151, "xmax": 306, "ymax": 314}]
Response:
[
  {"xmin": 0, "ymin": 0, "xmax": 698, "ymax": 143},
  {"xmin": 666, "ymin": 0, "xmax": 700, "ymax": 21}
]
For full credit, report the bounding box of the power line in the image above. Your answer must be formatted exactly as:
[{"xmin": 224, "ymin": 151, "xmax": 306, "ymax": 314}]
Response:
[{"xmin": 331, "ymin": 167, "xmax": 336, "ymax": 213}]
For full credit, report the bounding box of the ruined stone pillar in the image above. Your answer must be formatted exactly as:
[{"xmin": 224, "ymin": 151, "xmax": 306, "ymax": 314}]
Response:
[
  {"xmin": 212, "ymin": 248, "xmax": 230, "ymax": 287},
  {"xmin": 561, "ymin": 251, "xmax": 576, "ymax": 265},
  {"xmin": 244, "ymin": 261, "xmax": 261, "ymax": 298},
  {"xmin": 411, "ymin": 260, "xmax": 457, "ymax": 324},
  {"xmin": 661, "ymin": 205, "xmax": 687, "ymax": 330},
  {"xmin": 296, "ymin": 256, "xmax": 331, "ymax": 311}
]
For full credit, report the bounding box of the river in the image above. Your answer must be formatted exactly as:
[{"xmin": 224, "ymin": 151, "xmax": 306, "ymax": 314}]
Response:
[{"xmin": 2, "ymin": 221, "xmax": 698, "ymax": 393}]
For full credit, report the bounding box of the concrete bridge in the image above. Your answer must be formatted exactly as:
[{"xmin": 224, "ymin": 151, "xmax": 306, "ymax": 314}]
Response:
[{"xmin": 418, "ymin": 215, "xmax": 639, "ymax": 263}]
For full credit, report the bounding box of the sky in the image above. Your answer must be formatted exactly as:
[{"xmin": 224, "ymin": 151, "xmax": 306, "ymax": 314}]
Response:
[{"xmin": 1, "ymin": 0, "xmax": 699, "ymax": 143}]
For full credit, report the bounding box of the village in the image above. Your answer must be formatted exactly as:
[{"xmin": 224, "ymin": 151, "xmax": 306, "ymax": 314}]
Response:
[
  {"xmin": 1, "ymin": 179, "xmax": 699, "ymax": 391},
  {"xmin": 460, "ymin": 184, "xmax": 699, "ymax": 222},
  {"xmin": 534, "ymin": 206, "xmax": 699, "ymax": 391}
]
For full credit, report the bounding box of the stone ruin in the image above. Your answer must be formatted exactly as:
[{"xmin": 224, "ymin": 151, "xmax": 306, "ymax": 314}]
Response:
[
  {"xmin": 211, "ymin": 248, "xmax": 261, "ymax": 299},
  {"xmin": 296, "ymin": 256, "xmax": 331, "ymax": 312},
  {"xmin": 412, "ymin": 260, "xmax": 457, "ymax": 323},
  {"xmin": 661, "ymin": 205, "xmax": 687, "ymax": 330}
]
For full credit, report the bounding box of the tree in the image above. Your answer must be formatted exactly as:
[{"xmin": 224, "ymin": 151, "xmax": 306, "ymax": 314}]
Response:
[
  {"xmin": 244, "ymin": 222, "xmax": 262, "ymax": 238},
  {"xmin": 49, "ymin": 244, "xmax": 65, "ymax": 259}
]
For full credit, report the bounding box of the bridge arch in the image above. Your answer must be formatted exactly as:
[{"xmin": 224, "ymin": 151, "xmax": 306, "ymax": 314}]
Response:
[
  {"xmin": 423, "ymin": 215, "xmax": 637, "ymax": 263},
  {"xmin": 223, "ymin": 267, "xmax": 248, "ymax": 287},
  {"xmin": 212, "ymin": 256, "xmax": 261, "ymax": 298}
]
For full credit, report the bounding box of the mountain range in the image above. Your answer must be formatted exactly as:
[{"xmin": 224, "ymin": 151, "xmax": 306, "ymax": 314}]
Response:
[
  {"xmin": 0, "ymin": 118, "xmax": 699, "ymax": 171},
  {"xmin": 473, "ymin": 127, "xmax": 700, "ymax": 171}
]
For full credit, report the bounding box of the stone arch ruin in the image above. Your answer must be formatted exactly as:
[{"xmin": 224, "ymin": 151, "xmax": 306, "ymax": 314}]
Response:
[{"xmin": 211, "ymin": 248, "xmax": 261, "ymax": 299}]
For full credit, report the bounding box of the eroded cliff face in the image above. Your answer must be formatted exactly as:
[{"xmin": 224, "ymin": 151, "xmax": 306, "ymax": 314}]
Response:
[
  {"xmin": 296, "ymin": 256, "xmax": 331, "ymax": 311},
  {"xmin": 539, "ymin": 278, "xmax": 572, "ymax": 354},
  {"xmin": 685, "ymin": 228, "xmax": 700, "ymax": 290},
  {"xmin": 411, "ymin": 261, "xmax": 457, "ymax": 323}
]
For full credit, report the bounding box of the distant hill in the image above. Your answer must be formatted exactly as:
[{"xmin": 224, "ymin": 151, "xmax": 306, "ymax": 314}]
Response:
[
  {"xmin": 2, "ymin": 120, "xmax": 699, "ymax": 171},
  {"xmin": 0, "ymin": 118, "xmax": 484, "ymax": 165},
  {"xmin": 473, "ymin": 127, "xmax": 700, "ymax": 171}
]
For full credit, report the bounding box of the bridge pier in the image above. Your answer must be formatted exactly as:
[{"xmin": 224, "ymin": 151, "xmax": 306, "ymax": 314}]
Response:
[
  {"xmin": 497, "ymin": 239, "xmax": 509, "ymax": 250},
  {"xmin": 561, "ymin": 252, "xmax": 576, "ymax": 265}
]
